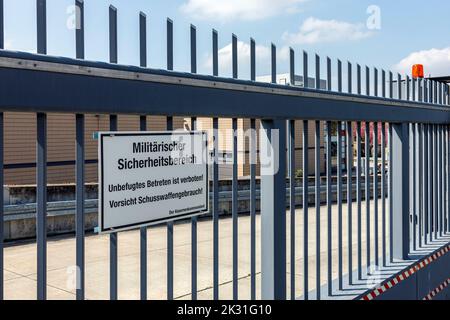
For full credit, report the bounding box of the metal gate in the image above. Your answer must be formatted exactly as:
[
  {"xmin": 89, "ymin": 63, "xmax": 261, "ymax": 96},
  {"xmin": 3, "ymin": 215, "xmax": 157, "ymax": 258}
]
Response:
[{"xmin": 0, "ymin": 0, "xmax": 449, "ymax": 300}]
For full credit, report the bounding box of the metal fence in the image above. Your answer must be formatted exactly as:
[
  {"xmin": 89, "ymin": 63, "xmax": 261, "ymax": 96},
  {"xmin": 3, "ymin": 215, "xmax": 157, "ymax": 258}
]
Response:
[{"xmin": 0, "ymin": 0, "xmax": 449, "ymax": 300}]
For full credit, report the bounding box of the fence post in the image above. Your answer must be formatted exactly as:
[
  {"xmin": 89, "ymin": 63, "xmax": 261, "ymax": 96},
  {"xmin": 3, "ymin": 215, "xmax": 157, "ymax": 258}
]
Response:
[
  {"xmin": 392, "ymin": 123, "xmax": 410, "ymax": 260},
  {"xmin": 260, "ymin": 119, "xmax": 286, "ymax": 300}
]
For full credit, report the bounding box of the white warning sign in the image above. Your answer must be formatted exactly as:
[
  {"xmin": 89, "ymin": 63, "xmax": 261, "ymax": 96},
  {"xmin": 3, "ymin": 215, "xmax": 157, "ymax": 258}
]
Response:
[{"xmin": 99, "ymin": 131, "xmax": 209, "ymax": 233}]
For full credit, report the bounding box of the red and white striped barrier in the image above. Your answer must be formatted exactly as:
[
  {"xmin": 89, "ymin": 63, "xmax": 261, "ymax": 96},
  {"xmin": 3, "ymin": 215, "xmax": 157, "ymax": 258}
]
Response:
[
  {"xmin": 423, "ymin": 278, "xmax": 450, "ymax": 300},
  {"xmin": 361, "ymin": 244, "xmax": 450, "ymax": 301}
]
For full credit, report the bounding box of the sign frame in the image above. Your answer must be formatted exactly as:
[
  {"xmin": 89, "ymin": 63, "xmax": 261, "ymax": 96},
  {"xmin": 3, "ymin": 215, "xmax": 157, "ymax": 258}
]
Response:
[{"xmin": 98, "ymin": 131, "xmax": 209, "ymax": 234}]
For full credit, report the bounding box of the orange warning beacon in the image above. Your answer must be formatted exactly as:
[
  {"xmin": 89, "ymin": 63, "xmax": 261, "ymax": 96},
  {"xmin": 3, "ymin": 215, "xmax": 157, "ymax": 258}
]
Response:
[{"xmin": 412, "ymin": 64, "xmax": 424, "ymax": 79}]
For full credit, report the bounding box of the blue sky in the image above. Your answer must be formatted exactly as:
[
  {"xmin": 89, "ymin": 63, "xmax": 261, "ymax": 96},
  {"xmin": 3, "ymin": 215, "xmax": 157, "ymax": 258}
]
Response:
[{"xmin": 3, "ymin": 0, "xmax": 450, "ymax": 81}]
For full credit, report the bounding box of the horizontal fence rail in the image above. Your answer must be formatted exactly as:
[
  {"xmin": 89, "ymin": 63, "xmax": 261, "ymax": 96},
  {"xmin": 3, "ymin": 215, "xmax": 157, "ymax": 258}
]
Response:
[{"xmin": 0, "ymin": 0, "xmax": 448, "ymax": 301}]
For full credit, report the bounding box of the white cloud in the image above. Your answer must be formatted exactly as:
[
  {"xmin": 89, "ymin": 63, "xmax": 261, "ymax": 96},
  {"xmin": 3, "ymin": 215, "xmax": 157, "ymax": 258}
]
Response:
[
  {"xmin": 393, "ymin": 47, "xmax": 450, "ymax": 77},
  {"xmin": 203, "ymin": 41, "xmax": 290, "ymax": 77},
  {"xmin": 282, "ymin": 17, "xmax": 374, "ymax": 45},
  {"xmin": 180, "ymin": 0, "xmax": 306, "ymax": 22},
  {"xmin": 4, "ymin": 38, "xmax": 12, "ymax": 49}
]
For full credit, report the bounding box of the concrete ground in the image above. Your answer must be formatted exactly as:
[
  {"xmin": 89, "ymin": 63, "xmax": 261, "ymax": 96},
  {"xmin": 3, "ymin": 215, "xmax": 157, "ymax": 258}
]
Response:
[{"xmin": 3, "ymin": 199, "xmax": 448, "ymax": 300}]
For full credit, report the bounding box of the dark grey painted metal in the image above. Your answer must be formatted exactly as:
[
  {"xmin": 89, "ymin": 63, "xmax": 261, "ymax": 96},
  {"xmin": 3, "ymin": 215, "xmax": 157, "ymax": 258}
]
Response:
[
  {"xmin": 139, "ymin": 116, "xmax": 147, "ymax": 301},
  {"xmin": 388, "ymin": 124, "xmax": 393, "ymax": 262},
  {"xmin": 250, "ymin": 38, "xmax": 256, "ymax": 301},
  {"xmin": 382, "ymin": 70, "xmax": 386, "ymax": 98},
  {"xmin": 212, "ymin": 117, "xmax": 219, "ymax": 300},
  {"xmin": 0, "ymin": 112, "xmax": 2, "ymax": 300},
  {"xmin": 337, "ymin": 121, "xmax": 343, "ymax": 289},
  {"xmin": 272, "ymin": 44, "xmax": 276, "ymax": 84},
  {"xmin": 411, "ymin": 124, "xmax": 416, "ymax": 251},
  {"xmin": 303, "ymin": 51, "xmax": 308, "ymax": 88},
  {"xmin": 191, "ymin": 116, "xmax": 198, "ymax": 300},
  {"xmin": 348, "ymin": 62, "xmax": 352, "ymax": 93},
  {"xmin": 381, "ymin": 123, "xmax": 387, "ymax": 267},
  {"xmin": 326, "ymin": 121, "xmax": 333, "ymax": 295},
  {"xmin": 36, "ymin": 112, "xmax": 47, "ymax": 300},
  {"xmin": 37, "ymin": 0, "xmax": 47, "ymax": 54},
  {"xmin": 315, "ymin": 120, "xmax": 321, "ymax": 299},
  {"xmin": 232, "ymin": 117, "xmax": 238, "ymax": 300},
  {"xmin": 398, "ymin": 74, "xmax": 402, "ymax": 100},
  {"xmin": 232, "ymin": 34, "xmax": 238, "ymax": 300},
  {"xmin": 139, "ymin": 12, "xmax": 147, "ymax": 68},
  {"xmin": 389, "ymin": 72, "xmax": 393, "ymax": 99},
  {"xmin": 346, "ymin": 121, "xmax": 353, "ymax": 284},
  {"xmin": 0, "ymin": 113, "xmax": 2, "ymax": 300},
  {"xmin": 166, "ymin": 116, "xmax": 174, "ymax": 300},
  {"xmin": 75, "ymin": 0, "xmax": 84, "ymax": 60},
  {"xmin": 232, "ymin": 34, "xmax": 238, "ymax": 79},
  {"xmin": 0, "ymin": 0, "xmax": 3, "ymax": 49},
  {"xmin": 392, "ymin": 123, "xmax": 410, "ymax": 260},
  {"xmin": 327, "ymin": 57, "xmax": 332, "ymax": 91},
  {"xmin": 424, "ymin": 124, "xmax": 430, "ymax": 244},
  {"xmin": 288, "ymin": 47, "xmax": 295, "ymax": 301},
  {"xmin": 212, "ymin": 29, "xmax": 219, "ymax": 300},
  {"xmin": 406, "ymin": 76, "xmax": 410, "ymax": 101},
  {"xmin": 366, "ymin": 66, "xmax": 370, "ymax": 96},
  {"xmin": 303, "ymin": 120, "xmax": 309, "ymax": 299},
  {"xmin": 374, "ymin": 68, "xmax": 378, "ymax": 97},
  {"xmin": 356, "ymin": 122, "xmax": 362, "ymax": 278},
  {"xmin": 75, "ymin": 114, "xmax": 85, "ymax": 300},
  {"xmin": 250, "ymin": 118, "xmax": 257, "ymax": 300},
  {"xmin": 338, "ymin": 60, "xmax": 342, "ymax": 92},
  {"xmin": 109, "ymin": 115, "xmax": 118, "ymax": 301},
  {"xmin": 167, "ymin": 19, "xmax": 173, "ymax": 71},
  {"xmin": 316, "ymin": 54, "xmax": 320, "ymax": 90},
  {"xmin": 190, "ymin": 25, "xmax": 197, "ymax": 74},
  {"xmin": 357, "ymin": 65, "xmax": 362, "ymax": 95},
  {"xmin": 139, "ymin": 12, "xmax": 147, "ymax": 302},
  {"xmin": 374, "ymin": 123, "xmax": 379, "ymax": 267},
  {"xmin": 109, "ymin": 6, "xmax": 117, "ymax": 64},
  {"xmin": 260, "ymin": 119, "xmax": 287, "ymax": 300},
  {"xmin": 365, "ymin": 123, "xmax": 371, "ymax": 268}
]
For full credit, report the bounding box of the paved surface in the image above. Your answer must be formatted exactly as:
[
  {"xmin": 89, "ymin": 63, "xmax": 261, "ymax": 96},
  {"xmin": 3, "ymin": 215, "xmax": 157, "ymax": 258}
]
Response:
[{"xmin": 3, "ymin": 199, "xmax": 448, "ymax": 300}]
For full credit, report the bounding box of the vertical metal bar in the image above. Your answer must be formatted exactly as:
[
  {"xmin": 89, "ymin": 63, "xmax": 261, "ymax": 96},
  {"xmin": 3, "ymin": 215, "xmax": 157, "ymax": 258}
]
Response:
[
  {"xmin": 250, "ymin": 118, "xmax": 257, "ymax": 300},
  {"xmin": 108, "ymin": 6, "xmax": 118, "ymax": 301},
  {"xmin": 434, "ymin": 125, "xmax": 438, "ymax": 239},
  {"xmin": 75, "ymin": 114, "xmax": 85, "ymax": 301},
  {"xmin": 109, "ymin": 6, "xmax": 117, "ymax": 64},
  {"xmin": 166, "ymin": 116, "xmax": 174, "ymax": 300},
  {"xmin": 406, "ymin": 76, "xmax": 410, "ymax": 101},
  {"xmin": 418, "ymin": 123, "xmax": 423, "ymax": 248},
  {"xmin": 36, "ymin": 112, "xmax": 47, "ymax": 301},
  {"xmin": 398, "ymin": 74, "xmax": 402, "ymax": 100},
  {"xmin": 348, "ymin": 62, "xmax": 352, "ymax": 93},
  {"xmin": 326, "ymin": 121, "xmax": 332, "ymax": 295},
  {"xmin": 382, "ymin": 70, "xmax": 386, "ymax": 99},
  {"xmin": 315, "ymin": 54, "xmax": 320, "ymax": 90},
  {"xmin": 356, "ymin": 122, "xmax": 362, "ymax": 278},
  {"xmin": 374, "ymin": 68, "xmax": 378, "ymax": 97},
  {"xmin": 0, "ymin": 113, "xmax": 3, "ymax": 301},
  {"xmin": 365, "ymin": 123, "xmax": 371, "ymax": 269},
  {"xmin": 412, "ymin": 77, "xmax": 416, "ymax": 102},
  {"xmin": 232, "ymin": 34, "xmax": 239, "ymax": 300},
  {"xmin": 260, "ymin": 119, "xmax": 287, "ymax": 300},
  {"xmin": 428, "ymin": 125, "xmax": 433, "ymax": 243},
  {"xmin": 315, "ymin": 121, "xmax": 321, "ymax": 299},
  {"xmin": 303, "ymin": 51, "xmax": 308, "ymax": 88},
  {"xmin": 337, "ymin": 120, "xmax": 343, "ymax": 290},
  {"xmin": 392, "ymin": 123, "xmax": 410, "ymax": 260},
  {"xmin": 288, "ymin": 47, "xmax": 295, "ymax": 301},
  {"xmin": 411, "ymin": 122, "xmax": 416, "ymax": 252},
  {"xmin": 381, "ymin": 123, "xmax": 387, "ymax": 266},
  {"xmin": 138, "ymin": 11, "xmax": 148, "ymax": 302},
  {"xmin": 250, "ymin": 38, "xmax": 256, "ymax": 301},
  {"xmin": 212, "ymin": 29, "xmax": 219, "ymax": 300},
  {"xmin": 272, "ymin": 44, "xmax": 276, "ymax": 84},
  {"xmin": 366, "ymin": 66, "xmax": 370, "ymax": 96},
  {"xmin": 0, "ymin": 0, "xmax": 3, "ymax": 49},
  {"xmin": 189, "ymin": 23, "xmax": 198, "ymax": 301},
  {"xmin": 338, "ymin": 60, "xmax": 342, "ymax": 93},
  {"xmin": 75, "ymin": 0, "xmax": 84, "ymax": 60},
  {"xmin": 139, "ymin": 116, "xmax": 147, "ymax": 301},
  {"xmin": 374, "ymin": 123, "xmax": 379, "ymax": 267},
  {"xmin": 346, "ymin": 121, "xmax": 353, "ymax": 285},
  {"xmin": 191, "ymin": 117, "xmax": 198, "ymax": 300},
  {"xmin": 357, "ymin": 65, "xmax": 362, "ymax": 95},
  {"xmin": 74, "ymin": 0, "xmax": 85, "ymax": 302},
  {"xmin": 303, "ymin": 120, "xmax": 309, "ymax": 299},
  {"xmin": 37, "ymin": 0, "xmax": 47, "ymax": 54},
  {"xmin": 167, "ymin": 19, "xmax": 173, "ymax": 71},
  {"xmin": 109, "ymin": 115, "xmax": 118, "ymax": 300},
  {"xmin": 388, "ymin": 123, "xmax": 394, "ymax": 262},
  {"xmin": 327, "ymin": 57, "xmax": 332, "ymax": 91},
  {"xmin": 232, "ymin": 34, "xmax": 238, "ymax": 79},
  {"xmin": 389, "ymin": 72, "xmax": 393, "ymax": 99},
  {"xmin": 36, "ymin": 0, "xmax": 47, "ymax": 301},
  {"xmin": 139, "ymin": 12, "xmax": 147, "ymax": 68},
  {"xmin": 424, "ymin": 124, "xmax": 430, "ymax": 244},
  {"xmin": 439, "ymin": 126, "xmax": 443, "ymax": 237}
]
